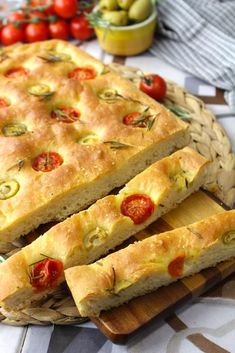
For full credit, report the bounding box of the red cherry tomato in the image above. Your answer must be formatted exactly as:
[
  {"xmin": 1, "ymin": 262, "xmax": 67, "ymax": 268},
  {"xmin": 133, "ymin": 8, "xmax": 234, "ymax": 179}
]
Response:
[
  {"xmin": 121, "ymin": 194, "xmax": 154, "ymax": 224},
  {"xmin": 32, "ymin": 152, "xmax": 63, "ymax": 172},
  {"xmin": 0, "ymin": 98, "xmax": 10, "ymax": 108},
  {"xmin": 1, "ymin": 24, "xmax": 25, "ymax": 46},
  {"xmin": 25, "ymin": 22, "xmax": 49, "ymax": 43},
  {"xmin": 5, "ymin": 67, "xmax": 29, "ymax": 78},
  {"xmin": 68, "ymin": 67, "xmax": 96, "ymax": 80},
  {"xmin": 54, "ymin": 0, "xmax": 77, "ymax": 19},
  {"xmin": 29, "ymin": 10, "xmax": 48, "ymax": 21},
  {"xmin": 7, "ymin": 12, "xmax": 27, "ymax": 28},
  {"xmin": 70, "ymin": 15, "xmax": 94, "ymax": 41},
  {"xmin": 51, "ymin": 107, "xmax": 80, "ymax": 123},
  {"xmin": 49, "ymin": 19, "xmax": 70, "ymax": 40},
  {"xmin": 30, "ymin": 258, "xmax": 64, "ymax": 291},
  {"xmin": 122, "ymin": 112, "xmax": 146, "ymax": 127},
  {"xmin": 168, "ymin": 255, "xmax": 185, "ymax": 277},
  {"xmin": 140, "ymin": 74, "xmax": 167, "ymax": 101}
]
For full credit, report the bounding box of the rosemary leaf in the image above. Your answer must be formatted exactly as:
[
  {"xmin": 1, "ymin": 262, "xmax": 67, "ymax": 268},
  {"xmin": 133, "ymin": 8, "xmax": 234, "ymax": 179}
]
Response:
[
  {"xmin": 146, "ymin": 116, "xmax": 156, "ymax": 131},
  {"xmin": 104, "ymin": 141, "xmax": 133, "ymax": 149},
  {"xmin": 164, "ymin": 102, "xmax": 191, "ymax": 120}
]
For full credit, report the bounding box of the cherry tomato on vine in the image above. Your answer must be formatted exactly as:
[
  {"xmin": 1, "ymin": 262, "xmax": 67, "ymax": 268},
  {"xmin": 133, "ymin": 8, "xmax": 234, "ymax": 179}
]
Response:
[
  {"xmin": 54, "ymin": 0, "xmax": 77, "ymax": 19},
  {"xmin": 1, "ymin": 24, "xmax": 25, "ymax": 46},
  {"xmin": 30, "ymin": 258, "xmax": 64, "ymax": 291},
  {"xmin": 121, "ymin": 194, "xmax": 155, "ymax": 224},
  {"xmin": 49, "ymin": 19, "xmax": 70, "ymax": 40},
  {"xmin": 25, "ymin": 22, "xmax": 49, "ymax": 43},
  {"xmin": 140, "ymin": 74, "xmax": 167, "ymax": 101},
  {"xmin": 29, "ymin": 10, "xmax": 48, "ymax": 21},
  {"xmin": 26, "ymin": 0, "xmax": 55, "ymax": 15},
  {"xmin": 7, "ymin": 11, "xmax": 27, "ymax": 28},
  {"xmin": 70, "ymin": 15, "xmax": 94, "ymax": 41}
]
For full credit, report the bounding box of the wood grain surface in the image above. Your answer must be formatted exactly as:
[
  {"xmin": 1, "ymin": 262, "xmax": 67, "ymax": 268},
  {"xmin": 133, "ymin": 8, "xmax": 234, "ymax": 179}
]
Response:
[{"xmin": 91, "ymin": 191, "xmax": 235, "ymax": 342}]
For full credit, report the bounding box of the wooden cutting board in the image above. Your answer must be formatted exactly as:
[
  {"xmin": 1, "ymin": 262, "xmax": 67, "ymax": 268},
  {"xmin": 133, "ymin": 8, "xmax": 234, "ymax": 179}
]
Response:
[{"xmin": 91, "ymin": 190, "xmax": 235, "ymax": 342}]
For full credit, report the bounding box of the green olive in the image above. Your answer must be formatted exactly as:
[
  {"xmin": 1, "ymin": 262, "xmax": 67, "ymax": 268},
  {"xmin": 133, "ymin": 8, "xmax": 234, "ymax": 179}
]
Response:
[
  {"xmin": 83, "ymin": 227, "xmax": 108, "ymax": 250},
  {"xmin": 28, "ymin": 84, "xmax": 52, "ymax": 97},
  {"xmin": 222, "ymin": 231, "xmax": 235, "ymax": 244},
  {"xmin": 2, "ymin": 123, "xmax": 27, "ymax": 137},
  {"xmin": 102, "ymin": 10, "xmax": 129, "ymax": 26},
  {"xmin": 99, "ymin": 0, "xmax": 118, "ymax": 10},
  {"xmin": 0, "ymin": 180, "xmax": 19, "ymax": 200},
  {"xmin": 98, "ymin": 88, "xmax": 119, "ymax": 102},
  {"xmin": 128, "ymin": 0, "xmax": 152, "ymax": 22},
  {"xmin": 79, "ymin": 134, "xmax": 99, "ymax": 145},
  {"xmin": 117, "ymin": 0, "xmax": 135, "ymax": 10}
]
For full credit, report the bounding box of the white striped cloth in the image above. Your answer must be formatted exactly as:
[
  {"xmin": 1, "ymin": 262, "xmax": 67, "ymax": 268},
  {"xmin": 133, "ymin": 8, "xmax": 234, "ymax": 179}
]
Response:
[{"xmin": 150, "ymin": 0, "xmax": 235, "ymax": 109}]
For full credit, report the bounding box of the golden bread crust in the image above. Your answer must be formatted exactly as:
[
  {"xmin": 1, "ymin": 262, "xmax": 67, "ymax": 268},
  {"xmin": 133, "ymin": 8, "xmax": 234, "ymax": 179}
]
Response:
[
  {"xmin": 0, "ymin": 147, "xmax": 209, "ymax": 309},
  {"xmin": 0, "ymin": 40, "xmax": 188, "ymax": 244},
  {"xmin": 65, "ymin": 210, "xmax": 235, "ymax": 316}
]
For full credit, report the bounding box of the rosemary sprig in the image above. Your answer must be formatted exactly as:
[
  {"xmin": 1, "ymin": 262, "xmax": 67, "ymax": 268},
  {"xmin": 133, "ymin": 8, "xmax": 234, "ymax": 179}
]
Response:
[
  {"xmin": 104, "ymin": 141, "xmax": 133, "ymax": 149},
  {"xmin": 86, "ymin": 11, "xmax": 110, "ymax": 29},
  {"xmin": 164, "ymin": 102, "xmax": 191, "ymax": 120},
  {"xmin": 132, "ymin": 114, "xmax": 158, "ymax": 131},
  {"xmin": 37, "ymin": 52, "xmax": 69, "ymax": 64},
  {"xmin": 7, "ymin": 159, "xmax": 25, "ymax": 173},
  {"xmin": 53, "ymin": 109, "xmax": 79, "ymax": 122},
  {"xmin": 0, "ymin": 53, "xmax": 9, "ymax": 63},
  {"xmin": 38, "ymin": 92, "xmax": 55, "ymax": 100},
  {"xmin": 29, "ymin": 253, "xmax": 53, "ymax": 267}
]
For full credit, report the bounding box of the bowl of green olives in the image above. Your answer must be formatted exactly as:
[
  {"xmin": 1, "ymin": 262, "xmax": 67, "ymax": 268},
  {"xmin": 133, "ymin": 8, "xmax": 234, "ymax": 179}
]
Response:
[{"xmin": 89, "ymin": 0, "xmax": 157, "ymax": 56}]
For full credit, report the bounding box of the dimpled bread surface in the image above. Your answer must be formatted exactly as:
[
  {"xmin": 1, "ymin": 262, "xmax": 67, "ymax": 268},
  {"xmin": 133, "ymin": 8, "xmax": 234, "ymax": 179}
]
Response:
[{"xmin": 0, "ymin": 40, "xmax": 188, "ymax": 246}]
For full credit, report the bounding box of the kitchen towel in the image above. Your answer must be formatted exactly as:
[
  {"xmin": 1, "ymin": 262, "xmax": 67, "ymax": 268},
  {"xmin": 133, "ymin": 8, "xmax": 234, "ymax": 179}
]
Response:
[{"xmin": 151, "ymin": 0, "xmax": 235, "ymax": 109}]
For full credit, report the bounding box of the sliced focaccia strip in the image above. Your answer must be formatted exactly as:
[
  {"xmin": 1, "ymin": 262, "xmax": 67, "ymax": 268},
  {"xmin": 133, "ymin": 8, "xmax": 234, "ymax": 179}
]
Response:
[
  {"xmin": 65, "ymin": 210, "xmax": 235, "ymax": 317},
  {"xmin": 0, "ymin": 147, "xmax": 209, "ymax": 310},
  {"xmin": 0, "ymin": 39, "xmax": 189, "ymax": 248}
]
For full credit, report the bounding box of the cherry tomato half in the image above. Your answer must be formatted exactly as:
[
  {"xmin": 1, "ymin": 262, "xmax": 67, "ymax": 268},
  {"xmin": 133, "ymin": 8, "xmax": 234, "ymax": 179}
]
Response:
[
  {"xmin": 30, "ymin": 258, "xmax": 64, "ymax": 291},
  {"xmin": 0, "ymin": 98, "xmax": 10, "ymax": 108},
  {"xmin": 49, "ymin": 19, "xmax": 70, "ymax": 40},
  {"xmin": 54, "ymin": 0, "xmax": 77, "ymax": 19},
  {"xmin": 70, "ymin": 15, "xmax": 94, "ymax": 41},
  {"xmin": 168, "ymin": 255, "xmax": 185, "ymax": 277},
  {"xmin": 32, "ymin": 152, "xmax": 63, "ymax": 172},
  {"xmin": 51, "ymin": 107, "xmax": 80, "ymax": 123},
  {"xmin": 68, "ymin": 67, "xmax": 96, "ymax": 80},
  {"xmin": 122, "ymin": 112, "xmax": 146, "ymax": 127},
  {"xmin": 5, "ymin": 67, "xmax": 29, "ymax": 78},
  {"xmin": 140, "ymin": 74, "xmax": 167, "ymax": 101},
  {"xmin": 121, "ymin": 194, "xmax": 154, "ymax": 224},
  {"xmin": 1, "ymin": 24, "xmax": 25, "ymax": 46},
  {"xmin": 25, "ymin": 22, "xmax": 49, "ymax": 43}
]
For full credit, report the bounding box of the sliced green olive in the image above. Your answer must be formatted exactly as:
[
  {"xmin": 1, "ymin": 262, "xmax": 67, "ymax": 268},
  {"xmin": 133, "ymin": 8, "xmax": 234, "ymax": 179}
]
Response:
[
  {"xmin": 83, "ymin": 227, "xmax": 108, "ymax": 250},
  {"xmin": 2, "ymin": 123, "xmax": 27, "ymax": 137},
  {"xmin": 79, "ymin": 134, "xmax": 99, "ymax": 145},
  {"xmin": 222, "ymin": 231, "xmax": 235, "ymax": 244},
  {"xmin": 28, "ymin": 84, "xmax": 53, "ymax": 97},
  {"xmin": 98, "ymin": 88, "xmax": 119, "ymax": 103},
  {"xmin": 0, "ymin": 180, "xmax": 19, "ymax": 200}
]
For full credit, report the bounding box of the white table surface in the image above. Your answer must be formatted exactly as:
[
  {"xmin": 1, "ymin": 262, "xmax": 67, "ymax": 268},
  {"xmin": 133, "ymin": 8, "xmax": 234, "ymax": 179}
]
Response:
[{"xmin": 1, "ymin": 2, "xmax": 235, "ymax": 352}]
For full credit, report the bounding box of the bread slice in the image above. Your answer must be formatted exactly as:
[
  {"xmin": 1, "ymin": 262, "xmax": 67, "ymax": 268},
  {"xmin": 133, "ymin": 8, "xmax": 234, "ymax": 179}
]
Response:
[
  {"xmin": 65, "ymin": 210, "xmax": 235, "ymax": 317},
  {"xmin": 0, "ymin": 147, "xmax": 209, "ymax": 310},
  {"xmin": 0, "ymin": 39, "xmax": 188, "ymax": 249}
]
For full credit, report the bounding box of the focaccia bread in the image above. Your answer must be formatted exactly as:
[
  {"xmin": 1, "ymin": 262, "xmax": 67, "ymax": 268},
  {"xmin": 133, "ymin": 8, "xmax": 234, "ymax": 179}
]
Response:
[
  {"xmin": 0, "ymin": 40, "xmax": 188, "ymax": 248},
  {"xmin": 0, "ymin": 147, "xmax": 209, "ymax": 310},
  {"xmin": 65, "ymin": 210, "xmax": 235, "ymax": 317}
]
